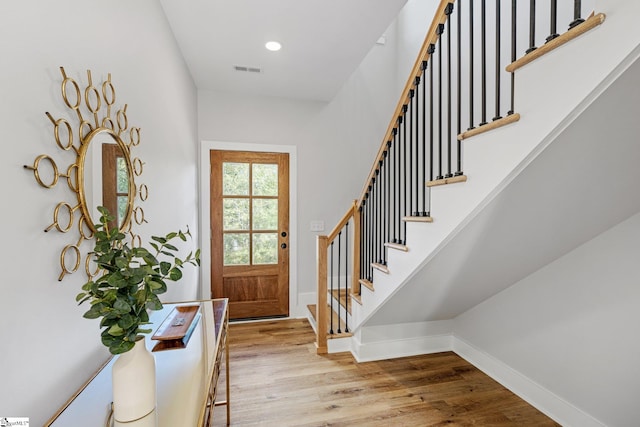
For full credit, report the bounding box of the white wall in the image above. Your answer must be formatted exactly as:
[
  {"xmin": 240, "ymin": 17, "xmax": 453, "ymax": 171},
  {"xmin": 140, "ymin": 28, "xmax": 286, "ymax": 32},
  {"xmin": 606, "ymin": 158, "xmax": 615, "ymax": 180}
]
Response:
[
  {"xmin": 197, "ymin": 0, "xmax": 436, "ymax": 305},
  {"xmin": 0, "ymin": 1, "xmax": 198, "ymax": 424},
  {"xmin": 454, "ymin": 211, "xmax": 640, "ymax": 427}
]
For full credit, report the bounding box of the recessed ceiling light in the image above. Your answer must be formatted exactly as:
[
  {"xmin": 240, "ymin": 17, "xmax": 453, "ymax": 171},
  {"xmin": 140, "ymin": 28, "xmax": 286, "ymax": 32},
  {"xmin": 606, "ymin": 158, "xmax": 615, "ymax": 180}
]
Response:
[{"xmin": 265, "ymin": 41, "xmax": 282, "ymax": 52}]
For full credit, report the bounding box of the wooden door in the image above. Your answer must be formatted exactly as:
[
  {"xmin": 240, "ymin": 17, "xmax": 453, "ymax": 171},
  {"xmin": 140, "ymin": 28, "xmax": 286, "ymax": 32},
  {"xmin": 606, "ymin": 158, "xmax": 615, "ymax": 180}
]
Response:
[{"xmin": 210, "ymin": 150, "xmax": 289, "ymax": 320}]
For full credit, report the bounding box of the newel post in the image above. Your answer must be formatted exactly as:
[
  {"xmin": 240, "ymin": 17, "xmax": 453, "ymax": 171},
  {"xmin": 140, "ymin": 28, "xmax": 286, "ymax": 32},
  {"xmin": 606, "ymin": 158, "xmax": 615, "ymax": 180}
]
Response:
[
  {"xmin": 316, "ymin": 235, "xmax": 328, "ymax": 354},
  {"xmin": 352, "ymin": 200, "xmax": 361, "ymax": 298}
]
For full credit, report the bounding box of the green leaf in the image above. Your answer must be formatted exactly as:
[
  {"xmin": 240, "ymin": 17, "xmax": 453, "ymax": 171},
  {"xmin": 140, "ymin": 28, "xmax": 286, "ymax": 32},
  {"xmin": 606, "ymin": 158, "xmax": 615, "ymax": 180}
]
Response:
[
  {"xmin": 169, "ymin": 267, "xmax": 183, "ymax": 281},
  {"xmin": 113, "ymin": 298, "xmax": 131, "ymax": 313},
  {"xmin": 107, "ymin": 324, "xmax": 125, "ymax": 336},
  {"xmin": 75, "ymin": 292, "xmax": 87, "ymax": 302},
  {"xmin": 110, "ymin": 340, "xmax": 135, "ymax": 355},
  {"xmin": 159, "ymin": 261, "xmax": 171, "ymax": 276},
  {"xmin": 151, "ymin": 236, "xmax": 167, "ymax": 244},
  {"xmin": 164, "ymin": 243, "xmax": 178, "ymax": 251},
  {"xmin": 166, "ymin": 232, "xmax": 177, "ymax": 240},
  {"xmin": 145, "ymin": 294, "xmax": 163, "ymax": 310},
  {"xmin": 118, "ymin": 314, "xmax": 135, "ymax": 330}
]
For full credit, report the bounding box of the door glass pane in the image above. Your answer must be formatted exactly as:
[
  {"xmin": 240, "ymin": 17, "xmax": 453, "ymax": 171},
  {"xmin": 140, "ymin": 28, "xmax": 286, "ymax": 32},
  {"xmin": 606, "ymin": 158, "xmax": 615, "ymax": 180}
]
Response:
[
  {"xmin": 223, "ymin": 198, "xmax": 249, "ymax": 230},
  {"xmin": 116, "ymin": 157, "xmax": 129, "ymax": 193},
  {"xmin": 223, "ymin": 162, "xmax": 249, "ymax": 196},
  {"xmin": 252, "ymin": 199, "xmax": 277, "ymax": 230},
  {"xmin": 252, "ymin": 164, "xmax": 278, "ymax": 196},
  {"xmin": 117, "ymin": 195, "xmax": 128, "ymax": 226},
  {"xmin": 253, "ymin": 233, "xmax": 278, "ymax": 264},
  {"xmin": 224, "ymin": 233, "xmax": 250, "ymax": 265}
]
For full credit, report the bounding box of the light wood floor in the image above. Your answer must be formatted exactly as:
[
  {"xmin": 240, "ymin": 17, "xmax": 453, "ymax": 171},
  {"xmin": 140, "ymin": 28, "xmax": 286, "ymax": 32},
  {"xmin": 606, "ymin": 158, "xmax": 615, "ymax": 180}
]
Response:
[{"xmin": 213, "ymin": 318, "xmax": 559, "ymax": 426}]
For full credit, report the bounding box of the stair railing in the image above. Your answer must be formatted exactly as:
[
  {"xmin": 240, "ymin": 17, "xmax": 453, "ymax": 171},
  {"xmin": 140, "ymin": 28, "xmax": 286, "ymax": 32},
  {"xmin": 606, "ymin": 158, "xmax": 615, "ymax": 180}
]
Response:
[
  {"xmin": 316, "ymin": 202, "xmax": 357, "ymax": 353},
  {"xmin": 315, "ymin": 0, "xmax": 597, "ymax": 353}
]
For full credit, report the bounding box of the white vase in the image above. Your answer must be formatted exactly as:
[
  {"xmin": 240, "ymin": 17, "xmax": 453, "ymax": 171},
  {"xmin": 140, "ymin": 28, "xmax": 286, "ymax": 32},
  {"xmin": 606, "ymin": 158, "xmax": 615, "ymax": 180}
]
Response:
[{"xmin": 112, "ymin": 336, "xmax": 156, "ymax": 423}]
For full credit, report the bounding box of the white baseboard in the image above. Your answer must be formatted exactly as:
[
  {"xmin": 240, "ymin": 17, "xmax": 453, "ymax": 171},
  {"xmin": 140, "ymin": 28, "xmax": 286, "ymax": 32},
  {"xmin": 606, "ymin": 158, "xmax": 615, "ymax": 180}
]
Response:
[
  {"xmin": 352, "ymin": 333, "xmax": 452, "ymax": 363},
  {"xmin": 292, "ymin": 292, "xmax": 316, "ymax": 318},
  {"xmin": 452, "ymin": 335, "xmax": 605, "ymax": 427},
  {"xmin": 327, "ymin": 336, "xmax": 353, "ymax": 353}
]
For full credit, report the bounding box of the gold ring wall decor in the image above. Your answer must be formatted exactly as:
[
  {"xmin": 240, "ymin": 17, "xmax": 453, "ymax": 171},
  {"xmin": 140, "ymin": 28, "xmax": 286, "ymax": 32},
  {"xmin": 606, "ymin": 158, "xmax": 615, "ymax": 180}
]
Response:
[{"xmin": 24, "ymin": 67, "xmax": 147, "ymax": 281}]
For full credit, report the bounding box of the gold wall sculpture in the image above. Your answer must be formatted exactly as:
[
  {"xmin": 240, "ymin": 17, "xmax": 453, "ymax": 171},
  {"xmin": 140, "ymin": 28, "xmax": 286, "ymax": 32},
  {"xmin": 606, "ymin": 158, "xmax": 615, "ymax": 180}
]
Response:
[{"xmin": 24, "ymin": 67, "xmax": 148, "ymax": 281}]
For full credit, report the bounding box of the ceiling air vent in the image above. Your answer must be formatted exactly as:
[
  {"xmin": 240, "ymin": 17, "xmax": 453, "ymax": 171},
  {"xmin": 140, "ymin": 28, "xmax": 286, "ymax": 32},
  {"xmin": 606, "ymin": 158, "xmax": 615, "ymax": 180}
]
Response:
[{"xmin": 233, "ymin": 65, "xmax": 262, "ymax": 73}]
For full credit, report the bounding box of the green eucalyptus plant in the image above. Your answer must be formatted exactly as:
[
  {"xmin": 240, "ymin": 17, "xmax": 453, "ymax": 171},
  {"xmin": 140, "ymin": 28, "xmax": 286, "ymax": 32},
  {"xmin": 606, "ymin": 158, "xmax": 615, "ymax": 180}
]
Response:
[{"xmin": 76, "ymin": 206, "xmax": 200, "ymax": 355}]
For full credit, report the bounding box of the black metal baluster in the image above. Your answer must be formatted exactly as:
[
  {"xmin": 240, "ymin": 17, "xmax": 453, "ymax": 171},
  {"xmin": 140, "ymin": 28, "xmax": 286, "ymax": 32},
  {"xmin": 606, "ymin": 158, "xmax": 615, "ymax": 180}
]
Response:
[
  {"xmin": 359, "ymin": 204, "xmax": 364, "ymax": 284},
  {"xmin": 421, "ymin": 61, "xmax": 428, "ymax": 214},
  {"xmin": 547, "ymin": 0, "xmax": 559, "ymax": 42},
  {"xmin": 429, "ymin": 44, "xmax": 435, "ymax": 183},
  {"xmin": 437, "ymin": 24, "xmax": 444, "ymax": 180},
  {"xmin": 493, "ymin": 0, "xmax": 502, "ymax": 121},
  {"xmin": 329, "ymin": 240, "xmax": 334, "ymax": 334},
  {"xmin": 480, "ymin": 0, "xmax": 487, "ymax": 126},
  {"xmin": 393, "ymin": 128, "xmax": 399, "ymax": 243},
  {"xmin": 380, "ymin": 159, "xmax": 386, "ymax": 265},
  {"xmin": 526, "ymin": 0, "xmax": 537, "ymax": 54},
  {"xmin": 569, "ymin": 0, "xmax": 584, "ymax": 29},
  {"xmin": 509, "ymin": 0, "xmax": 516, "ymax": 115},
  {"xmin": 337, "ymin": 230, "xmax": 342, "ymax": 333},
  {"xmin": 408, "ymin": 90, "xmax": 414, "ymax": 218},
  {"xmin": 446, "ymin": 3, "xmax": 453, "ymax": 178},
  {"xmin": 380, "ymin": 157, "xmax": 389, "ymax": 265},
  {"xmin": 414, "ymin": 77, "xmax": 420, "ymax": 215},
  {"xmin": 373, "ymin": 169, "xmax": 382, "ymax": 264},
  {"xmin": 402, "ymin": 104, "xmax": 408, "ymax": 242},
  {"xmin": 385, "ymin": 142, "xmax": 391, "ymax": 246},
  {"xmin": 372, "ymin": 177, "xmax": 376, "ymax": 266},
  {"xmin": 365, "ymin": 190, "xmax": 373, "ymax": 282},
  {"xmin": 344, "ymin": 221, "xmax": 349, "ymax": 333},
  {"xmin": 468, "ymin": 0, "xmax": 475, "ymax": 131},
  {"xmin": 378, "ymin": 169, "xmax": 383, "ymax": 265},
  {"xmin": 456, "ymin": 0, "xmax": 463, "ymax": 176},
  {"xmin": 377, "ymin": 167, "xmax": 382, "ymax": 264}
]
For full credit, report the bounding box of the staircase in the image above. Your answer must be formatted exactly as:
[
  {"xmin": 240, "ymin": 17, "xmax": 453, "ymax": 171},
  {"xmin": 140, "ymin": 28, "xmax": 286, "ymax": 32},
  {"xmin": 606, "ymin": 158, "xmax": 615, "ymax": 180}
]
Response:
[{"xmin": 308, "ymin": 0, "xmax": 640, "ymax": 363}]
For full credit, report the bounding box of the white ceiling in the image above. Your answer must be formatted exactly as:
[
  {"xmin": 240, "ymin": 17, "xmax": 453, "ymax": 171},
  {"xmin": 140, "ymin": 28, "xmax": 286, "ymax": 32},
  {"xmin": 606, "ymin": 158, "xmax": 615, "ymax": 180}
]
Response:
[{"xmin": 159, "ymin": 0, "xmax": 407, "ymax": 102}]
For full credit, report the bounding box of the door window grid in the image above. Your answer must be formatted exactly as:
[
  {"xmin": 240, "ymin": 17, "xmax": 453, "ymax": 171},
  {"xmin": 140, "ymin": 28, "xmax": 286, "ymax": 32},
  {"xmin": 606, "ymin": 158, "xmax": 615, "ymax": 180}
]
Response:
[{"xmin": 222, "ymin": 162, "xmax": 278, "ymax": 266}]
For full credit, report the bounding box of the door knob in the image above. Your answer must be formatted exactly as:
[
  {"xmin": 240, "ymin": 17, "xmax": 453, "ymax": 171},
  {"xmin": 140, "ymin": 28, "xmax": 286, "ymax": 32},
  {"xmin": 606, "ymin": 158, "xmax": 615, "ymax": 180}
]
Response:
[
  {"xmin": 281, "ymin": 243, "xmax": 287, "ymax": 249},
  {"xmin": 281, "ymin": 231, "xmax": 287, "ymax": 237}
]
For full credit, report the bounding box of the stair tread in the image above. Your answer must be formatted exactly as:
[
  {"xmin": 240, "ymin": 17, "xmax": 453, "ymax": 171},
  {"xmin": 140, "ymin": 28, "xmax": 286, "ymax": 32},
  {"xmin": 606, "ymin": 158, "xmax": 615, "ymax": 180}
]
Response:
[
  {"xmin": 330, "ymin": 288, "xmax": 352, "ymax": 314},
  {"xmin": 427, "ymin": 175, "xmax": 467, "ymax": 187},
  {"xmin": 307, "ymin": 304, "xmax": 353, "ymax": 338},
  {"xmin": 458, "ymin": 113, "xmax": 520, "ymax": 140},
  {"xmin": 359, "ymin": 279, "xmax": 374, "ymax": 292},
  {"xmin": 371, "ymin": 262, "xmax": 390, "ymax": 274},
  {"xmin": 403, "ymin": 216, "xmax": 433, "ymax": 223},
  {"xmin": 385, "ymin": 242, "xmax": 409, "ymax": 252},
  {"xmin": 507, "ymin": 12, "xmax": 605, "ymax": 73}
]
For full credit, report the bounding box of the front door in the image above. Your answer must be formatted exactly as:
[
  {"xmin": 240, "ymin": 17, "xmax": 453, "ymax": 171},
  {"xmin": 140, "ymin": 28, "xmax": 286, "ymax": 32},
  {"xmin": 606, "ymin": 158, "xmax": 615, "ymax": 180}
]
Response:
[{"xmin": 210, "ymin": 150, "xmax": 289, "ymax": 320}]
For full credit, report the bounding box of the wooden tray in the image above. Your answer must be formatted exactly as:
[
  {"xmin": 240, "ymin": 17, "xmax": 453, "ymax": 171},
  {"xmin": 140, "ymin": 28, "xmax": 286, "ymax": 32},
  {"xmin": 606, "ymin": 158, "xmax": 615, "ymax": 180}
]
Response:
[
  {"xmin": 152, "ymin": 313, "xmax": 201, "ymax": 352},
  {"xmin": 152, "ymin": 305, "xmax": 200, "ymax": 341}
]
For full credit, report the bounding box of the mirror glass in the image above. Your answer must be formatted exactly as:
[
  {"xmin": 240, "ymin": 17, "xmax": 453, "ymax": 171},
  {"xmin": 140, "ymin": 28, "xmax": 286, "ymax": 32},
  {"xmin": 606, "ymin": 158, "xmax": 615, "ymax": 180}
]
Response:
[{"xmin": 79, "ymin": 128, "xmax": 134, "ymax": 232}]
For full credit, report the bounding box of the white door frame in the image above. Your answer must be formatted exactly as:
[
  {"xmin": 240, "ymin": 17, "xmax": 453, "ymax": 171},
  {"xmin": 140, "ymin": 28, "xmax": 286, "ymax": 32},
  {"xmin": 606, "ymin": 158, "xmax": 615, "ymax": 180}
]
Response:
[{"xmin": 199, "ymin": 141, "xmax": 298, "ymax": 317}]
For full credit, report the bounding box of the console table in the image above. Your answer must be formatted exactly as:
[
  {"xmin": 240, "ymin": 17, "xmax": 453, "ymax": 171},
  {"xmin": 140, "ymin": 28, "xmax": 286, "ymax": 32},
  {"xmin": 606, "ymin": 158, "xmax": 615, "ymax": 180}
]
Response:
[{"xmin": 45, "ymin": 299, "xmax": 229, "ymax": 426}]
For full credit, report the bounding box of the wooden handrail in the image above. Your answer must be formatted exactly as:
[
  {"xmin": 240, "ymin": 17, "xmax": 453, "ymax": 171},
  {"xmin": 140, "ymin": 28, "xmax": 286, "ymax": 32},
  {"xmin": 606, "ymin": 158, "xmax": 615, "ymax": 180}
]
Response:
[
  {"xmin": 326, "ymin": 202, "xmax": 357, "ymax": 242},
  {"xmin": 356, "ymin": 0, "xmax": 455, "ymax": 209}
]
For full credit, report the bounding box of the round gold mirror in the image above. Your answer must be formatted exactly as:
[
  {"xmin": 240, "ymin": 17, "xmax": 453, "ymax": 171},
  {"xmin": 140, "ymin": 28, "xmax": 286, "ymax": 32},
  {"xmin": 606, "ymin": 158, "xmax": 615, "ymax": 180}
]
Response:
[{"xmin": 78, "ymin": 128, "xmax": 135, "ymax": 233}]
